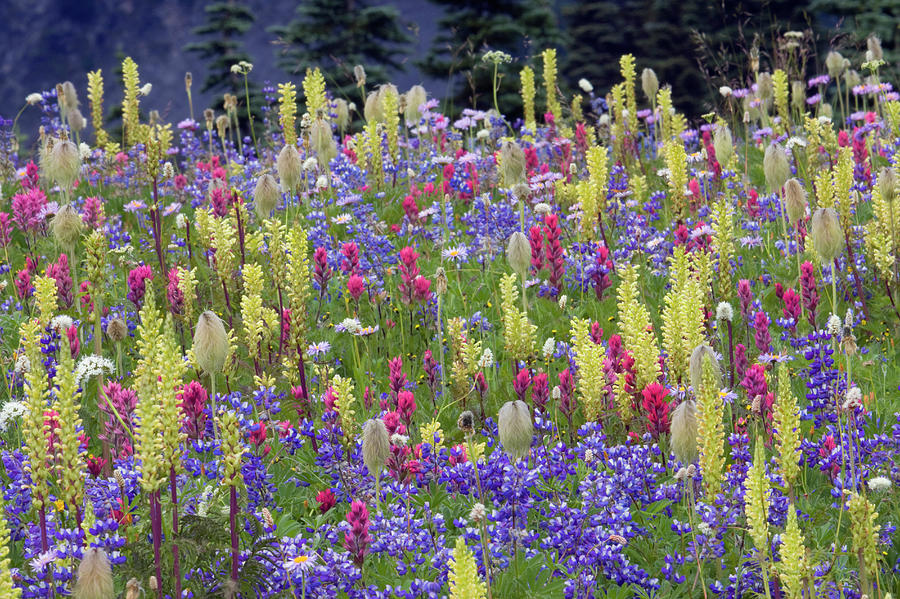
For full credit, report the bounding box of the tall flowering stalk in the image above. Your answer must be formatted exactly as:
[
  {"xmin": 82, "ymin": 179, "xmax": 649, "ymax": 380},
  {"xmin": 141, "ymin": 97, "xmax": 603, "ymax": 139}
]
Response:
[
  {"xmin": 302, "ymin": 67, "xmax": 328, "ymax": 117},
  {"xmin": 661, "ymin": 248, "xmax": 707, "ymax": 384},
  {"xmin": 696, "ymin": 356, "xmax": 725, "ymax": 497},
  {"xmin": 616, "ymin": 265, "xmax": 661, "ymax": 390},
  {"xmin": 286, "ymin": 227, "xmax": 313, "ymax": 394},
  {"xmin": 240, "ymin": 263, "xmax": 275, "ymax": 377},
  {"xmin": 20, "ymin": 319, "xmax": 51, "ymax": 552},
  {"xmin": 520, "ymin": 66, "xmax": 536, "ymax": 132},
  {"xmin": 52, "ymin": 342, "xmax": 85, "ymax": 530},
  {"xmin": 778, "ymin": 505, "xmax": 808, "ymax": 599},
  {"xmin": 85, "ymin": 230, "xmax": 107, "ymax": 355},
  {"xmin": 0, "ymin": 497, "xmax": 20, "ymax": 598},
  {"xmin": 499, "ymin": 274, "xmax": 536, "ymax": 365},
  {"xmin": 121, "ymin": 57, "xmax": 143, "ymax": 146},
  {"xmin": 218, "ymin": 410, "xmax": 247, "ymax": 590},
  {"xmin": 87, "ymin": 69, "xmax": 108, "ymax": 147},
  {"xmin": 543, "ymin": 214, "xmax": 565, "ymax": 295},
  {"xmin": 278, "ymin": 82, "xmax": 298, "ymax": 146},
  {"xmin": 571, "ymin": 318, "xmax": 607, "ymax": 422},
  {"xmin": 846, "ymin": 492, "xmax": 880, "ymax": 596},
  {"xmin": 773, "ymin": 362, "xmax": 801, "ymax": 495},
  {"xmin": 132, "ymin": 294, "xmax": 170, "ymax": 598},
  {"xmin": 710, "ymin": 196, "xmax": 735, "ymax": 301},
  {"xmin": 744, "ymin": 435, "xmax": 772, "ymax": 599},
  {"xmin": 585, "ymin": 145, "xmax": 610, "ymax": 244},
  {"xmin": 541, "ymin": 49, "xmax": 561, "ymax": 123}
]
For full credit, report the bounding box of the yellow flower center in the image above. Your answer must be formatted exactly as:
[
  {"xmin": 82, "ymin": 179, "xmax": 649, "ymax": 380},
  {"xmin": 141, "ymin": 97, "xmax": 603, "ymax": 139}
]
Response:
[{"xmin": 293, "ymin": 555, "xmax": 309, "ymax": 564}]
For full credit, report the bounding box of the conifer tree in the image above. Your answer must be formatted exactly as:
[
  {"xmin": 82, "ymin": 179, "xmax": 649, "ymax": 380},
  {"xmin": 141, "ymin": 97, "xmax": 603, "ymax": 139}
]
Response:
[
  {"xmin": 185, "ymin": 1, "xmax": 255, "ymax": 96},
  {"xmin": 185, "ymin": 1, "xmax": 262, "ymax": 140},
  {"xmin": 420, "ymin": 0, "xmax": 563, "ymax": 119},
  {"xmin": 270, "ymin": 0, "xmax": 412, "ymax": 108}
]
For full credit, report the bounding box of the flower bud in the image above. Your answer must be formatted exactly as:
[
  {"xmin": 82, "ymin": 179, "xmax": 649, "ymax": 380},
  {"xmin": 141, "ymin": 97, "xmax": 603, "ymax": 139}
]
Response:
[
  {"xmin": 783, "ymin": 178, "xmax": 807, "ymax": 225},
  {"xmin": 51, "ymin": 204, "xmax": 84, "ymax": 249},
  {"xmin": 713, "ymin": 126, "xmax": 733, "ymax": 167},
  {"xmin": 757, "ymin": 71, "xmax": 774, "ymax": 99},
  {"xmin": 498, "ymin": 140, "xmax": 526, "ymax": 187},
  {"xmin": 276, "ymin": 144, "xmax": 302, "ymax": 193},
  {"xmin": 434, "ymin": 267, "xmax": 448, "ymax": 296},
  {"xmin": 69, "ymin": 108, "xmax": 87, "ymax": 133},
  {"xmin": 405, "ymin": 85, "xmax": 427, "ymax": 124},
  {"xmin": 641, "ymin": 68, "xmax": 659, "ymax": 101},
  {"xmin": 878, "ymin": 167, "xmax": 896, "ymax": 204},
  {"xmin": 361, "ymin": 419, "xmax": 389, "ymax": 476},
  {"xmin": 309, "ymin": 119, "xmax": 337, "ymax": 169},
  {"xmin": 45, "ymin": 138, "xmax": 81, "ymax": 190},
  {"xmin": 670, "ymin": 399, "xmax": 698, "ymax": 464},
  {"xmin": 825, "ymin": 51, "xmax": 846, "ymax": 78},
  {"xmin": 73, "ymin": 547, "xmax": 114, "ymax": 599},
  {"xmin": 867, "ymin": 35, "xmax": 883, "ymax": 61},
  {"xmin": 364, "ymin": 91, "xmax": 381, "ymax": 123},
  {"xmin": 354, "ymin": 65, "xmax": 367, "ymax": 87},
  {"xmin": 253, "ymin": 173, "xmax": 280, "ymax": 220},
  {"xmin": 193, "ymin": 311, "xmax": 229, "ymax": 375},
  {"xmin": 689, "ymin": 344, "xmax": 719, "ymax": 393},
  {"xmin": 763, "ymin": 143, "xmax": 790, "ymax": 193},
  {"xmin": 506, "ymin": 231, "xmax": 530, "ymax": 278},
  {"xmin": 61, "ymin": 81, "xmax": 80, "ymax": 112},
  {"xmin": 498, "ymin": 400, "xmax": 533, "ymax": 461},
  {"xmin": 811, "ymin": 207, "xmax": 844, "ymax": 262},
  {"xmin": 791, "ymin": 80, "xmax": 806, "ymax": 112}
]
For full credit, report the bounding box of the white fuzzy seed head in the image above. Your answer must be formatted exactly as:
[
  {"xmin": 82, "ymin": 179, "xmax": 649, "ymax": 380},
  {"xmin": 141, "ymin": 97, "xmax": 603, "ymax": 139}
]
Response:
[
  {"xmin": 73, "ymin": 547, "xmax": 114, "ymax": 599},
  {"xmin": 193, "ymin": 311, "xmax": 228, "ymax": 376},
  {"xmin": 498, "ymin": 400, "xmax": 533, "ymax": 461},
  {"xmin": 670, "ymin": 399, "xmax": 698, "ymax": 465},
  {"xmin": 362, "ymin": 418, "xmax": 390, "ymax": 476}
]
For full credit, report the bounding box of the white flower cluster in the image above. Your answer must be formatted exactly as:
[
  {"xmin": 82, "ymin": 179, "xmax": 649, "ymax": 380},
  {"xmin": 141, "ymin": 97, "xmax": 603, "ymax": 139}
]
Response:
[
  {"xmin": 0, "ymin": 401, "xmax": 26, "ymax": 432},
  {"xmin": 74, "ymin": 355, "xmax": 116, "ymax": 386}
]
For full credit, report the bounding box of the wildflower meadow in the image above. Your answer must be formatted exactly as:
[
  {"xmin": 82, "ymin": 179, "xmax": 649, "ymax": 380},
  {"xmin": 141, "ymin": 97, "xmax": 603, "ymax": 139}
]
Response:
[{"xmin": 1, "ymin": 33, "xmax": 900, "ymax": 599}]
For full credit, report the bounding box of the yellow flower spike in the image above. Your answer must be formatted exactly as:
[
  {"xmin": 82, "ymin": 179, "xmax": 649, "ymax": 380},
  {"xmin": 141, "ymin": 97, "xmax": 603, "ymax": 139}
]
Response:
[
  {"xmin": 773, "ymin": 362, "xmax": 802, "ymax": 492},
  {"xmin": 744, "ymin": 436, "xmax": 770, "ymax": 561},
  {"xmin": 711, "ymin": 196, "xmax": 735, "ymax": 300},
  {"xmin": 53, "ymin": 342, "xmax": 86, "ymax": 516},
  {"xmin": 240, "ymin": 263, "xmax": 275, "ymax": 368},
  {"xmin": 33, "ymin": 275, "xmax": 58, "ymax": 325},
  {"xmin": 616, "ymin": 265, "xmax": 661, "ymax": 389},
  {"xmin": 664, "ymin": 138, "xmax": 689, "ymax": 219},
  {"xmin": 620, "ymin": 54, "xmax": 638, "ymax": 135},
  {"xmin": 520, "ymin": 66, "xmax": 536, "ymax": 132},
  {"xmin": 779, "ymin": 504, "xmax": 807, "ymax": 599},
  {"xmin": 846, "ymin": 491, "xmax": 880, "ymax": 588},
  {"xmin": 278, "ymin": 82, "xmax": 298, "ymax": 147},
  {"xmin": 571, "ymin": 318, "xmax": 607, "ymax": 422},
  {"xmin": 773, "ymin": 69, "xmax": 790, "ymax": 133},
  {"xmin": 697, "ymin": 358, "xmax": 725, "ymax": 497},
  {"xmin": 0, "ymin": 497, "xmax": 21, "ymax": 598},
  {"xmin": 541, "ymin": 49, "xmax": 561, "ymax": 123},
  {"xmin": 381, "ymin": 85, "xmax": 400, "ymax": 163},
  {"xmin": 121, "ymin": 57, "xmax": 143, "ymax": 147},
  {"xmin": 499, "ymin": 274, "xmax": 536, "ymax": 362},
  {"xmin": 449, "ymin": 536, "xmax": 487, "ymax": 599},
  {"xmin": 302, "ymin": 67, "xmax": 328, "ymax": 118},
  {"xmin": 87, "ymin": 69, "xmax": 108, "ymax": 147},
  {"xmin": 20, "ymin": 319, "xmax": 52, "ymax": 511},
  {"xmin": 217, "ymin": 411, "xmax": 246, "ymax": 487}
]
